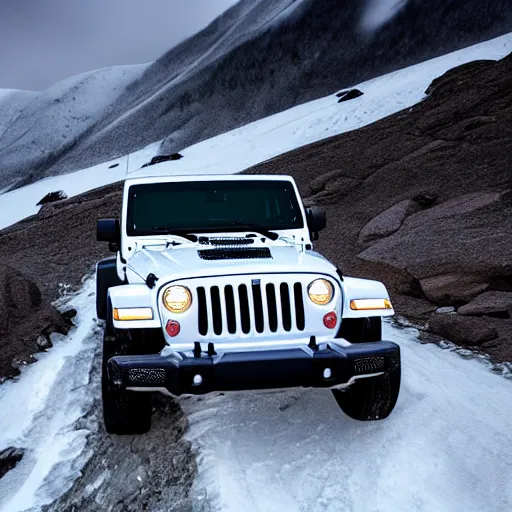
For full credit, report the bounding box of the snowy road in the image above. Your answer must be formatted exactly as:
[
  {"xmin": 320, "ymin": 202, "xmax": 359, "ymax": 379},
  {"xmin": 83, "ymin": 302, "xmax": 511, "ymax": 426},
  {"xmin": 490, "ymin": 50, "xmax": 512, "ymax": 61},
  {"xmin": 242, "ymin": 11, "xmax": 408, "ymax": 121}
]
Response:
[
  {"xmin": 0, "ymin": 285, "xmax": 511, "ymax": 511},
  {"xmin": 184, "ymin": 322, "xmax": 512, "ymax": 512}
]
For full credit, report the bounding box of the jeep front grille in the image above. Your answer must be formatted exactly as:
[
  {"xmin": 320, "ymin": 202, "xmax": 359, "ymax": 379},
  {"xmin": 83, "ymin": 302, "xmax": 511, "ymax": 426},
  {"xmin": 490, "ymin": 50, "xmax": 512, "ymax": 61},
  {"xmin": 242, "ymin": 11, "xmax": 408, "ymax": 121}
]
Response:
[{"xmin": 197, "ymin": 281, "xmax": 305, "ymax": 336}]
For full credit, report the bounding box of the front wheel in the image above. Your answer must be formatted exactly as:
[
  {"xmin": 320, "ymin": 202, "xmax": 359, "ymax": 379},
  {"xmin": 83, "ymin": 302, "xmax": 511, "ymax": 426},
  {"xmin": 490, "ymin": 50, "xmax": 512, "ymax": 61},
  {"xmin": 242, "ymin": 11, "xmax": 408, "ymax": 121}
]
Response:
[
  {"xmin": 332, "ymin": 350, "xmax": 401, "ymax": 421},
  {"xmin": 101, "ymin": 307, "xmax": 152, "ymax": 435}
]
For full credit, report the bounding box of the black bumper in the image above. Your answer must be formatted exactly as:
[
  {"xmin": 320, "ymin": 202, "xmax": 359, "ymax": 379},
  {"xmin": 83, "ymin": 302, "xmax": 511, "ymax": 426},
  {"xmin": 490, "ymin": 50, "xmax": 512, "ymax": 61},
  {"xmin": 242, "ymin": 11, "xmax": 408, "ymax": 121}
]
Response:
[{"xmin": 107, "ymin": 341, "xmax": 400, "ymax": 396}]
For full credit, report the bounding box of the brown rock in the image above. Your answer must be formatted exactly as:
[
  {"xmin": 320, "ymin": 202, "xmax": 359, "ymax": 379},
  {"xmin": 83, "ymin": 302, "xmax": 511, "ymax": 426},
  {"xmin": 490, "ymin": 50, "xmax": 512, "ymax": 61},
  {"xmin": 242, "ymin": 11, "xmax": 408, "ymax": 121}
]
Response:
[
  {"xmin": 419, "ymin": 273, "xmax": 490, "ymax": 305},
  {"xmin": 358, "ymin": 200, "xmax": 418, "ymax": 244},
  {"xmin": 458, "ymin": 291, "xmax": 512, "ymax": 317},
  {"xmin": 0, "ymin": 265, "xmax": 41, "ymax": 335},
  {"xmin": 428, "ymin": 314, "xmax": 498, "ymax": 346}
]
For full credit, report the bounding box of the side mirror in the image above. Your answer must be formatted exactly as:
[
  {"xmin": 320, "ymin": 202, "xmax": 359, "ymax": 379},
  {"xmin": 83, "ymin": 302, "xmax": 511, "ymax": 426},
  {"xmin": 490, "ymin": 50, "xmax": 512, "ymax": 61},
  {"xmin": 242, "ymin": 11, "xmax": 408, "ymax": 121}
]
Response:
[
  {"xmin": 306, "ymin": 207, "xmax": 326, "ymax": 239},
  {"xmin": 97, "ymin": 219, "xmax": 120, "ymax": 251}
]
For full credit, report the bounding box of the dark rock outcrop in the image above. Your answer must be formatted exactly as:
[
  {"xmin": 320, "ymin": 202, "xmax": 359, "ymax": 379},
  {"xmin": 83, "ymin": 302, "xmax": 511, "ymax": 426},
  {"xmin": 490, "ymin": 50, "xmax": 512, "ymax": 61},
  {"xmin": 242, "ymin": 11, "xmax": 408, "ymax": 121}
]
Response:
[
  {"xmin": 0, "ymin": 447, "xmax": 24, "ymax": 479},
  {"xmin": 36, "ymin": 191, "xmax": 68, "ymax": 206},
  {"xmin": 0, "ymin": 265, "xmax": 70, "ymax": 379},
  {"xmin": 337, "ymin": 89, "xmax": 364, "ymax": 103},
  {"xmin": 428, "ymin": 314, "xmax": 498, "ymax": 346},
  {"xmin": 458, "ymin": 292, "xmax": 512, "ymax": 318}
]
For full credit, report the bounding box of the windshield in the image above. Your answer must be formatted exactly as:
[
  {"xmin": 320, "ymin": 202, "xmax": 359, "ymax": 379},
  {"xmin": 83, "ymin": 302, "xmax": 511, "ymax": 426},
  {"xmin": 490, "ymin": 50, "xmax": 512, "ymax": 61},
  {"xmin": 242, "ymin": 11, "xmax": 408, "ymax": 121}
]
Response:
[{"xmin": 126, "ymin": 180, "xmax": 304, "ymax": 236}]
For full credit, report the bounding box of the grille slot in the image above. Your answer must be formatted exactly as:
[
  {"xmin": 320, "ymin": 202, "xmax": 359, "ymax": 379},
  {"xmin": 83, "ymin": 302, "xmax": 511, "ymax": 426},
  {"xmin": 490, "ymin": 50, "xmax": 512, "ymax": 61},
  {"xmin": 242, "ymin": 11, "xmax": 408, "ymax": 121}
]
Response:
[
  {"xmin": 198, "ymin": 248, "xmax": 271, "ymax": 260},
  {"xmin": 294, "ymin": 283, "xmax": 306, "ymax": 331},
  {"xmin": 252, "ymin": 282, "xmax": 265, "ymax": 333},
  {"xmin": 225, "ymin": 285, "xmax": 237, "ymax": 334},
  {"xmin": 280, "ymin": 283, "xmax": 292, "ymax": 332},
  {"xmin": 195, "ymin": 278, "xmax": 306, "ymax": 336},
  {"xmin": 266, "ymin": 283, "xmax": 278, "ymax": 332},
  {"xmin": 197, "ymin": 287, "xmax": 208, "ymax": 335},
  {"xmin": 239, "ymin": 284, "xmax": 251, "ymax": 334},
  {"xmin": 211, "ymin": 286, "xmax": 223, "ymax": 335}
]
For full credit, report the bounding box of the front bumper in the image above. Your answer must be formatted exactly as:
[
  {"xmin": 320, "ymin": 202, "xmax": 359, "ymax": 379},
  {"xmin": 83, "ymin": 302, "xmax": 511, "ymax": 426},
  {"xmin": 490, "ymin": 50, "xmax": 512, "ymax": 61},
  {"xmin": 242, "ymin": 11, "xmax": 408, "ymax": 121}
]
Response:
[{"xmin": 107, "ymin": 340, "xmax": 400, "ymax": 396}]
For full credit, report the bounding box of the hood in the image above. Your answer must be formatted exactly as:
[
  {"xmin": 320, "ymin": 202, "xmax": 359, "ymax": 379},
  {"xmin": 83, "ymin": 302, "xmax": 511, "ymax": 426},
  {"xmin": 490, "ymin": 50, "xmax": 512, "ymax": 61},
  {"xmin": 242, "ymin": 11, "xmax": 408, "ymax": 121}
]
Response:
[{"xmin": 126, "ymin": 242, "xmax": 337, "ymax": 284}]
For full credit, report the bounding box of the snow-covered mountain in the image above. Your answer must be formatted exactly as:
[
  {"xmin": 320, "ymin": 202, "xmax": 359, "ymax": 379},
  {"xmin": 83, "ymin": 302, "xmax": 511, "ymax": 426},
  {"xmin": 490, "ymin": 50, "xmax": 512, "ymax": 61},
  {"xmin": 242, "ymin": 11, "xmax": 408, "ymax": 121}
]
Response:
[
  {"xmin": 0, "ymin": 32, "xmax": 510, "ymax": 232},
  {"xmin": 0, "ymin": 0, "xmax": 511, "ymax": 191},
  {"xmin": 0, "ymin": 64, "xmax": 147, "ymax": 190}
]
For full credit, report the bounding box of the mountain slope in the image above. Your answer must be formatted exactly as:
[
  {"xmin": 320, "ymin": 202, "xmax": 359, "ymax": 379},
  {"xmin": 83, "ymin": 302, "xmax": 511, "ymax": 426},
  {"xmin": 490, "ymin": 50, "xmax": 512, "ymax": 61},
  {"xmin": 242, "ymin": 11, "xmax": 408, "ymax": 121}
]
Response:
[
  {"xmin": 0, "ymin": 64, "xmax": 148, "ymax": 190},
  {"xmin": 1, "ymin": 0, "xmax": 511, "ymax": 190}
]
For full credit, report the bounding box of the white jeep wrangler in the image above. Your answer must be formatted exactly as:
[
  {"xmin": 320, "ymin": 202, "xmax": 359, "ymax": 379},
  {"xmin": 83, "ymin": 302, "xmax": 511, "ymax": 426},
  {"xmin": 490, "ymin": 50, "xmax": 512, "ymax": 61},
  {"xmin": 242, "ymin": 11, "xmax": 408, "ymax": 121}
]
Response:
[{"xmin": 96, "ymin": 173, "xmax": 401, "ymax": 435}]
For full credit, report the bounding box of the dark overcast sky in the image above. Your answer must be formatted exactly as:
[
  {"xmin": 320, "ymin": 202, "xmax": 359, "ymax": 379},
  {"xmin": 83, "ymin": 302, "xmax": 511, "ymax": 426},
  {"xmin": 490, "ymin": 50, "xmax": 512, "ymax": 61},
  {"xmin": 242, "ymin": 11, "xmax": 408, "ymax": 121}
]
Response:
[{"xmin": 0, "ymin": 0, "xmax": 238, "ymax": 91}]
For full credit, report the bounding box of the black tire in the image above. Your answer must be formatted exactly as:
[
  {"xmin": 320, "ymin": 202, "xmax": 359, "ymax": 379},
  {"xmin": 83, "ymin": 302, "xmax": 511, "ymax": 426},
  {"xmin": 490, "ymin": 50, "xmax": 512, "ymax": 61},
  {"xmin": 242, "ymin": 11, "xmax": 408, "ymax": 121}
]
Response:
[
  {"xmin": 332, "ymin": 350, "xmax": 401, "ymax": 421},
  {"xmin": 336, "ymin": 317, "xmax": 382, "ymax": 343},
  {"xmin": 102, "ymin": 304, "xmax": 152, "ymax": 435}
]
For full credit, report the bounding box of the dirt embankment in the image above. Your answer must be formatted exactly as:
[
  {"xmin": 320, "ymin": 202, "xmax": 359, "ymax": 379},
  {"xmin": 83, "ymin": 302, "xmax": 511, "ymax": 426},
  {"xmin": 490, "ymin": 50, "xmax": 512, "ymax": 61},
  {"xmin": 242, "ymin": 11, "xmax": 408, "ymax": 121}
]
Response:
[{"xmin": 246, "ymin": 53, "xmax": 512, "ymax": 362}]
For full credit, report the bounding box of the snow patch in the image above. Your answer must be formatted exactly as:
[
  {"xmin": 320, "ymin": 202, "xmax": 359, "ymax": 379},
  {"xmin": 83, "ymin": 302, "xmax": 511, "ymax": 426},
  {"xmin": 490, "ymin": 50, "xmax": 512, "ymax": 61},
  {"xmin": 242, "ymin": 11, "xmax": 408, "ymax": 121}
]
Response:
[
  {"xmin": 0, "ymin": 278, "xmax": 100, "ymax": 512},
  {"xmin": 183, "ymin": 320, "xmax": 512, "ymax": 512}
]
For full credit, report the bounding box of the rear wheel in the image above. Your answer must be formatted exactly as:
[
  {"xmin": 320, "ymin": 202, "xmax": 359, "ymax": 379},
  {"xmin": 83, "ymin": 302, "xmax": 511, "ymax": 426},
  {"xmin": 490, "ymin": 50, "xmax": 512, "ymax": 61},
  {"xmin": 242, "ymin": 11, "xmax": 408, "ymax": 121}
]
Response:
[
  {"xmin": 101, "ymin": 304, "xmax": 152, "ymax": 435},
  {"xmin": 337, "ymin": 317, "xmax": 382, "ymax": 343},
  {"xmin": 332, "ymin": 349, "xmax": 401, "ymax": 421}
]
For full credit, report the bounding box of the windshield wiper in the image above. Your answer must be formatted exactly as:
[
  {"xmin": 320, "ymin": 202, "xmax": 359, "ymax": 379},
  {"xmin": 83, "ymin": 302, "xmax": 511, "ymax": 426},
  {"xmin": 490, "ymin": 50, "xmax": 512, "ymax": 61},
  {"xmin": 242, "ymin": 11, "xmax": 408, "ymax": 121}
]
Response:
[
  {"xmin": 224, "ymin": 222, "xmax": 279, "ymax": 241},
  {"xmin": 150, "ymin": 228, "xmax": 198, "ymax": 242}
]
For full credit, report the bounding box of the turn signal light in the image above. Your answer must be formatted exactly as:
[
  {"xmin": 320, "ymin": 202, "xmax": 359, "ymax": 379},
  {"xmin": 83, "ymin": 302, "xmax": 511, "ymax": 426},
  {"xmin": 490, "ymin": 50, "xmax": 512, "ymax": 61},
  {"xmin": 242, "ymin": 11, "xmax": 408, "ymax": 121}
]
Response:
[
  {"xmin": 113, "ymin": 307, "xmax": 153, "ymax": 321},
  {"xmin": 350, "ymin": 299, "xmax": 393, "ymax": 311},
  {"xmin": 323, "ymin": 311, "xmax": 338, "ymax": 329},
  {"xmin": 166, "ymin": 320, "xmax": 181, "ymax": 337}
]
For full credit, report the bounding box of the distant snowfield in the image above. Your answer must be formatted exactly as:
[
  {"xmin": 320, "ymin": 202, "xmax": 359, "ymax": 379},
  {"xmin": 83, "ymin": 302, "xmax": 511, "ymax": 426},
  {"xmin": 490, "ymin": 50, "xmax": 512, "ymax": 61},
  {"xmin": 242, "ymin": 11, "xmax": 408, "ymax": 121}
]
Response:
[{"xmin": 1, "ymin": 32, "xmax": 511, "ymax": 231}]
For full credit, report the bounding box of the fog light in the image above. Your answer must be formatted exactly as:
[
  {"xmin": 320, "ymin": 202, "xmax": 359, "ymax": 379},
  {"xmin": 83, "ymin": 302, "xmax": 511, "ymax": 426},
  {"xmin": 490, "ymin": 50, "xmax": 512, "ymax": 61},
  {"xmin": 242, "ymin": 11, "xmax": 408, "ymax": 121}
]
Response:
[
  {"xmin": 323, "ymin": 311, "xmax": 338, "ymax": 329},
  {"xmin": 323, "ymin": 368, "xmax": 332, "ymax": 379},
  {"xmin": 165, "ymin": 320, "xmax": 181, "ymax": 337},
  {"xmin": 192, "ymin": 374, "xmax": 203, "ymax": 386}
]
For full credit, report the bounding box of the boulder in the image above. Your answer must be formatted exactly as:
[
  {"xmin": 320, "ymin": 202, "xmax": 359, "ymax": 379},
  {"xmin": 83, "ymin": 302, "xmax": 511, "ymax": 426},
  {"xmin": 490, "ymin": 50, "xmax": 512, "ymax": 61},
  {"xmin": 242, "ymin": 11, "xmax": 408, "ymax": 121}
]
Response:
[
  {"xmin": 458, "ymin": 291, "xmax": 512, "ymax": 317},
  {"xmin": 358, "ymin": 200, "xmax": 418, "ymax": 244},
  {"xmin": 36, "ymin": 334, "xmax": 52, "ymax": 350},
  {"xmin": 0, "ymin": 447, "xmax": 24, "ymax": 479},
  {"xmin": 36, "ymin": 190, "xmax": 67, "ymax": 206},
  {"xmin": 357, "ymin": 192, "xmax": 511, "ymax": 284},
  {"xmin": 0, "ymin": 265, "xmax": 41, "ymax": 335},
  {"xmin": 428, "ymin": 314, "xmax": 498, "ymax": 346},
  {"xmin": 336, "ymin": 89, "xmax": 364, "ymax": 102},
  {"xmin": 419, "ymin": 273, "xmax": 490, "ymax": 305},
  {"xmin": 435, "ymin": 306, "xmax": 455, "ymax": 314}
]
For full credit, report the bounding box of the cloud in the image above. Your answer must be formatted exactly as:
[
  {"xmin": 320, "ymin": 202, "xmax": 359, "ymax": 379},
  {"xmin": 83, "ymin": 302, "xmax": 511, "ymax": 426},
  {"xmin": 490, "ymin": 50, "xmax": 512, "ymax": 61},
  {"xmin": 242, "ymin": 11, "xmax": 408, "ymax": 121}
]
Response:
[{"xmin": 0, "ymin": 0, "xmax": 238, "ymax": 90}]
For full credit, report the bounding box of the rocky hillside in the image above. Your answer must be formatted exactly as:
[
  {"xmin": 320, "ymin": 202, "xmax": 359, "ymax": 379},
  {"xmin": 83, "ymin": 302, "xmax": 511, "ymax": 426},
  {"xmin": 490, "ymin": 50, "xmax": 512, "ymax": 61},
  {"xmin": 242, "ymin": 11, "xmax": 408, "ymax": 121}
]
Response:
[
  {"xmin": 247, "ymin": 52, "xmax": 512, "ymax": 361},
  {"xmin": 0, "ymin": 52, "xmax": 511, "ymax": 380},
  {"xmin": 1, "ymin": 0, "xmax": 511, "ymax": 190}
]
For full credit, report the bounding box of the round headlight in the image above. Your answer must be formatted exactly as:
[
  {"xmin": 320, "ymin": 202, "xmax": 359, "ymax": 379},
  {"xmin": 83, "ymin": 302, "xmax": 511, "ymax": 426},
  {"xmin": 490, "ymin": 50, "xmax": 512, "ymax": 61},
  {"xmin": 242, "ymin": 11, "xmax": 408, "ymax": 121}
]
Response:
[
  {"xmin": 308, "ymin": 279, "xmax": 334, "ymax": 305},
  {"xmin": 163, "ymin": 286, "xmax": 192, "ymax": 313}
]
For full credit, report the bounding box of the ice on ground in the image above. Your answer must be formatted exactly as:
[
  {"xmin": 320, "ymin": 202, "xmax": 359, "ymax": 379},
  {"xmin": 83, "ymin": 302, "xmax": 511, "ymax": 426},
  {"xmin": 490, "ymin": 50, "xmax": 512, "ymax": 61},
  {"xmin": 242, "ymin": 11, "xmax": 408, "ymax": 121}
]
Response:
[
  {"xmin": 0, "ymin": 279, "xmax": 100, "ymax": 512},
  {"xmin": 183, "ymin": 320, "xmax": 512, "ymax": 512},
  {"xmin": 1, "ymin": 32, "xmax": 511, "ymax": 231}
]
